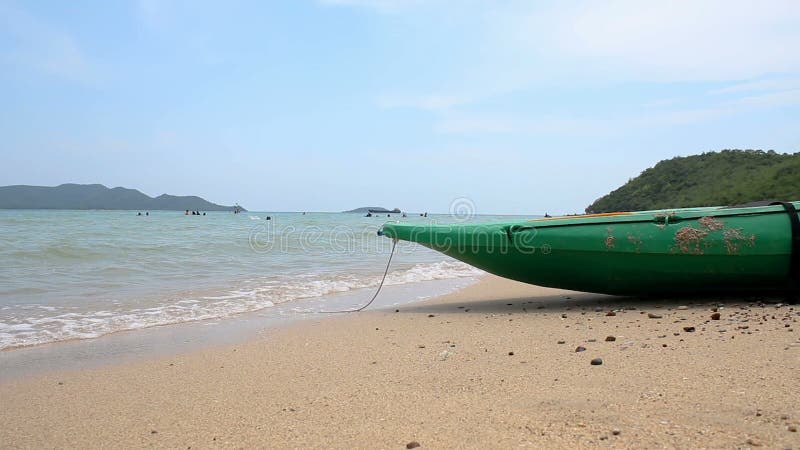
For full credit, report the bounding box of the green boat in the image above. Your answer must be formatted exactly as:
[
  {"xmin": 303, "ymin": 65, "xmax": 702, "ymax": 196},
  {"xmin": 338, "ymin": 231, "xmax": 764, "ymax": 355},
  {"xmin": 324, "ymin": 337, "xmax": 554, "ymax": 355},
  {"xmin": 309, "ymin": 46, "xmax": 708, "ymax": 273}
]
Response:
[{"xmin": 380, "ymin": 202, "xmax": 800, "ymax": 296}]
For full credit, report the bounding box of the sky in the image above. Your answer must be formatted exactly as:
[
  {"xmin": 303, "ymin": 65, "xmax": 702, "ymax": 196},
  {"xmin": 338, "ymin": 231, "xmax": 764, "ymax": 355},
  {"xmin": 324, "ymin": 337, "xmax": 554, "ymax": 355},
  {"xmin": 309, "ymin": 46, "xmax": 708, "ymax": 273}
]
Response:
[{"xmin": 1, "ymin": 0, "xmax": 799, "ymax": 214}]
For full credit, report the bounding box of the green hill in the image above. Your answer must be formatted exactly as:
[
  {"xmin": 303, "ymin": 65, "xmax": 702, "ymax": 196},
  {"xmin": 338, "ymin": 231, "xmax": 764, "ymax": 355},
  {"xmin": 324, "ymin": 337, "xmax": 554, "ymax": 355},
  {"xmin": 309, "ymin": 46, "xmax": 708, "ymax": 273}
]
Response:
[
  {"xmin": 0, "ymin": 183, "xmax": 244, "ymax": 211},
  {"xmin": 586, "ymin": 150, "xmax": 800, "ymax": 213}
]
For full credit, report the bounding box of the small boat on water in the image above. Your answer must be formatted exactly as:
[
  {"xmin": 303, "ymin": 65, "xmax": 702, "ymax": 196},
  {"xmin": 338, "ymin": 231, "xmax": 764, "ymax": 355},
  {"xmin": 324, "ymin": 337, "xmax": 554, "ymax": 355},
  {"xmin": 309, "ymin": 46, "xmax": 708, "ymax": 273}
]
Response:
[{"xmin": 380, "ymin": 201, "xmax": 800, "ymax": 295}]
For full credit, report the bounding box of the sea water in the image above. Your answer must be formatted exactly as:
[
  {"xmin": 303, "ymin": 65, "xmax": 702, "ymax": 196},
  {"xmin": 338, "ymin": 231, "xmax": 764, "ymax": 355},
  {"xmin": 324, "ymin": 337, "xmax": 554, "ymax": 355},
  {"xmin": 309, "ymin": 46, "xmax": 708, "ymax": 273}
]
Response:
[{"xmin": 0, "ymin": 210, "xmax": 527, "ymax": 350}]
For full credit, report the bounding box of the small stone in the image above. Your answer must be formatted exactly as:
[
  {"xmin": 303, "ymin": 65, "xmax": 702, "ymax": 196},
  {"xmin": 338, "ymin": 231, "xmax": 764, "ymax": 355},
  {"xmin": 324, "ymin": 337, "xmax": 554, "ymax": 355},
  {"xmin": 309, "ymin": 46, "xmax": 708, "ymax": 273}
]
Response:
[
  {"xmin": 428, "ymin": 314, "xmax": 435, "ymax": 318},
  {"xmin": 612, "ymin": 428, "xmax": 621, "ymax": 436},
  {"xmin": 677, "ymin": 305, "xmax": 689, "ymax": 310},
  {"xmin": 417, "ymin": 345, "xmax": 426, "ymax": 349},
  {"xmin": 406, "ymin": 442, "xmax": 421, "ymax": 449},
  {"xmin": 788, "ymin": 425, "xmax": 797, "ymax": 432},
  {"xmin": 395, "ymin": 309, "xmax": 399, "ymax": 313},
  {"xmin": 683, "ymin": 326, "xmax": 696, "ymax": 332},
  {"xmin": 557, "ymin": 340, "xmax": 566, "ymax": 344},
  {"xmin": 711, "ymin": 312, "xmax": 721, "ymax": 320},
  {"xmin": 151, "ymin": 430, "xmax": 158, "ymax": 435},
  {"xmin": 508, "ymin": 351, "xmax": 514, "ymax": 356},
  {"xmin": 648, "ymin": 313, "xmax": 663, "ymax": 319},
  {"xmin": 746, "ymin": 437, "xmax": 762, "ymax": 446},
  {"xmin": 57, "ymin": 381, "xmax": 63, "ymax": 385},
  {"xmin": 606, "ymin": 311, "xmax": 616, "ymax": 316},
  {"xmin": 588, "ymin": 338, "xmax": 597, "ymax": 342},
  {"xmin": 575, "ymin": 346, "xmax": 586, "ymax": 352},
  {"xmin": 590, "ymin": 358, "xmax": 603, "ymax": 365},
  {"xmin": 561, "ymin": 313, "xmax": 568, "ymax": 318},
  {"xmin": 605, "ymin": 336, "xmax": 616, "ymax": 342}
]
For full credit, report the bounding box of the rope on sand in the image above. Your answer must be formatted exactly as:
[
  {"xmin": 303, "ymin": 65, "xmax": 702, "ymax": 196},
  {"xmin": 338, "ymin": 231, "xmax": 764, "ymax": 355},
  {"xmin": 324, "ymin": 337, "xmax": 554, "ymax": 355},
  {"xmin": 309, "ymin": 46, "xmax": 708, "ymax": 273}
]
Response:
[{"xmin": 315, "ymin": 238, "xmax": 398, "ymax": 314}]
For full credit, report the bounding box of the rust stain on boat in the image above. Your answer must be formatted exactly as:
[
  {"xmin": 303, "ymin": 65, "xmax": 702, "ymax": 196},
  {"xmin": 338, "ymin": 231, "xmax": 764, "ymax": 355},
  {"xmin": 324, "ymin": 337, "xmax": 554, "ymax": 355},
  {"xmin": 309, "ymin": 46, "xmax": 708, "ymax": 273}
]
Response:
[
  {"xmin": 674, "ymin": 226, "xmax": 710, "ymax": 254},
  {"xmin": 605, "ymin": 227, "xmax": 616, "ymax": 250},
  {"xmin": 723, "ymin": 228, "xmax": 756, "ymax": 254},
  {"xmin": 698, "ymin": 216, "xmax": 725, "ymax": 231},
  {"xmin": 627, "ymin": 234, "xmax": 643, "ymax": 253}
]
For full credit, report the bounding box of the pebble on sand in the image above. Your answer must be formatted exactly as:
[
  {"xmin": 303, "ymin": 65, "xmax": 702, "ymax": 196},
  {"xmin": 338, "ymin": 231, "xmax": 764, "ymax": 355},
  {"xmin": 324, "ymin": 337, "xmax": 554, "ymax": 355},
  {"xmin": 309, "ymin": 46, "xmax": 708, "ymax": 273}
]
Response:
[
  {"xmin": 612, "ymin": 428, "xmax": 621, "ymax": 435},
  {"xmin": 605, "ymin": 336, "xmax": 616, "ymax": 342},
  {"xmin": 683, "ymin": 326, "xmax": 696, "ymax": 332},
  {"xmin": 711, "ymin": 312, "xmax": 721, "ymax": 320},
  {"xmin": 575, "ymin": 346, "xmax": 586, "ymax": 352},
  {"xmin": 557, "ymin": 340, "xmax": 566, "ymax": 344},
  {"xmin": 406, "ymin": 441, "xmax": 421, "ymax": 449},
  {"xmin": 508, "ymin": 351, "xmax": 514, "ymax": 356},
  {"xmin": 648, "ymin": 313, "xmax": 663, "ymax": 319},
  {"xmin": 590, "ymin": 358, "xmax": 603, "ymax": 365},
  {"xmin": 606, "ymin": 311, "xmax": 616, "ymax": 316}
]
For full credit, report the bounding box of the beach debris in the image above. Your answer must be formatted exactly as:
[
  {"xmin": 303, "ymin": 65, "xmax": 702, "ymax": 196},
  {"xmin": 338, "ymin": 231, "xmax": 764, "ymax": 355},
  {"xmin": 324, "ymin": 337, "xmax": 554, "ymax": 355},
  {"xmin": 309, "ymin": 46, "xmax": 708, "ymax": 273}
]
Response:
[
  {"xmin": 648, "ymin": 313, "xmax": 663, "ymax": 319},
  {"xmin": 575, "ymin": 346, "xmax": 586, "ymax": 352},
  {"xmin": 745, "ymin": 437, "xmax": 762, "ymax": 446},
  {"xmin": 711, "ymin": 312, "xmax": 721, "ymax": 320},
  {"xmin": 605, "ymin": 336, "xmax": 616, "ymax": 341},
  {"xmin": 590, "ymin": 358, "xmax": 603, "ymax": 365},
  {"xmin": 406, "ymin": 441, "xmax": 421, "ymax": 449},
  {"xmin": 683, "ymin": 326, "xmax": 696, "ymax": 332}
]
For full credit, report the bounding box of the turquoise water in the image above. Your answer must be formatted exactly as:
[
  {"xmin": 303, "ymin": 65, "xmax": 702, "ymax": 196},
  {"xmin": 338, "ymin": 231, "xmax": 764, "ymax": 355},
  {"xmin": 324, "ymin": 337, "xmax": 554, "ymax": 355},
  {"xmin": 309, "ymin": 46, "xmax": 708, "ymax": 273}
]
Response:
[{"xmin": 0, "ymin": 210, "xmax": 528, "ymax": 349}]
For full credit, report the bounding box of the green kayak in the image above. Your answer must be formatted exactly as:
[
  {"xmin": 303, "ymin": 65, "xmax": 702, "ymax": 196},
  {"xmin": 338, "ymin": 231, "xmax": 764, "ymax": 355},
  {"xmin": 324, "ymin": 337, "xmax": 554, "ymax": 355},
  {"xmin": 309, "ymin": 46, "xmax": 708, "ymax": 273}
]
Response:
[{"xmin": 380, "ymin": 202, "xmax": 800, "ymax": 295}]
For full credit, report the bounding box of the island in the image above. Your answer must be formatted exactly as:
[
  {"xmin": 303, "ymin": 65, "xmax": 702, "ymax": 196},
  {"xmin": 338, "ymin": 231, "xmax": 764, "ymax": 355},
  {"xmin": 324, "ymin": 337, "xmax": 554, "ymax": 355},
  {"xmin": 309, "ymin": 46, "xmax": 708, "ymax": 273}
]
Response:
[
  {"xmin": 343, "ymin": 206, "xmax": 402, "ymax": 214},
  {"xmin": 0, "ymin": 183, "xmax": 245, "ymax": 211}
]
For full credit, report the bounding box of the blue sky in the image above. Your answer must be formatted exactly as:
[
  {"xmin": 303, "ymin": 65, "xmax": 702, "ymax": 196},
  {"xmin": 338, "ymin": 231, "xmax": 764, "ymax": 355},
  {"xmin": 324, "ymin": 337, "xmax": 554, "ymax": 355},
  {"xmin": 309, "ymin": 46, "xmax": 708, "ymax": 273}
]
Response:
[{"xmin": 1, "ymin": 0, "xmax": 799, "ymax": 214}]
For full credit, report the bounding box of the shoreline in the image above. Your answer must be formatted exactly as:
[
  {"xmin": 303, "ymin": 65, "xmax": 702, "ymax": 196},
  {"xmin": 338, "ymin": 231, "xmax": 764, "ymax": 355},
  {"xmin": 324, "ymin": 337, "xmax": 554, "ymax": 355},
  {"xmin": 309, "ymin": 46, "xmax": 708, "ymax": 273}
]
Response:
[
  {"xmin": 1, "ymin": 275, "xmax": 798, "ymax": 448},
  {"xmin": 0, "ymin": 275, "xmax": 480, "ymax": 381}
]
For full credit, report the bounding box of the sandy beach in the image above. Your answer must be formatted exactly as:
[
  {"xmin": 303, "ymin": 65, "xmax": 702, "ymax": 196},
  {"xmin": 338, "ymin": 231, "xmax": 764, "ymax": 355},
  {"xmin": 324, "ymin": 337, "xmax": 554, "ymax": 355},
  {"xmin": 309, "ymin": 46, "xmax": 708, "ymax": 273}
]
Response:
[{"xmin": 1, "ymin": 275, "xmax": 798, "ymax": 449}]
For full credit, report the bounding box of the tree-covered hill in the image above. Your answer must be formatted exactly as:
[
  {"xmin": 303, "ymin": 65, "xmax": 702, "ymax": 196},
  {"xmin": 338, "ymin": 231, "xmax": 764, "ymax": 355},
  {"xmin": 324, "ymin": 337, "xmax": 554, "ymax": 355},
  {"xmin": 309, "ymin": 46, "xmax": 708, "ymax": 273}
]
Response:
[
  {"xmin": 586, "ymin": 150, "xmax": 800, "ymax": 213},
  {"xmin": 0, "ymin": 183, "xmax": 243, "ymax": 211}
]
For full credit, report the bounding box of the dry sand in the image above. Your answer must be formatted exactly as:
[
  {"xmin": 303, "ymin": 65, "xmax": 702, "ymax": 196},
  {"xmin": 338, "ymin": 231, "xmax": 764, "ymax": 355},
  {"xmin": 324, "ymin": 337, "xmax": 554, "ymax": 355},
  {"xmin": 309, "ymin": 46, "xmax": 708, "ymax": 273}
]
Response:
[{"xmin": 1, "ymin": 275, "xmax": 799, "ymax": 449}]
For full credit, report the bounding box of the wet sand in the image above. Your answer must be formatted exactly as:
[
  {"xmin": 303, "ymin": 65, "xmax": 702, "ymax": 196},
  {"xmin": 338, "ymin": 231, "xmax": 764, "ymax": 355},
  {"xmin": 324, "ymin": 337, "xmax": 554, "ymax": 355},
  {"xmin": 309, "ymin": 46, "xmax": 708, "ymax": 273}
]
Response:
[{"xmin": 1, "ymin": 275, "xmax": 798, "ymax": 448}]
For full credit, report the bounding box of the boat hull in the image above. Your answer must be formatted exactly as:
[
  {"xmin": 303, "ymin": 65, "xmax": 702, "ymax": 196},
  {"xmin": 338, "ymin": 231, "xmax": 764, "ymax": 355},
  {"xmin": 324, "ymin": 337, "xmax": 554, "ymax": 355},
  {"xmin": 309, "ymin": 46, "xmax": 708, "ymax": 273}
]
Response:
[{"xmin": 380, "ymin": 203, "xmax": 799, "ymax": 295}]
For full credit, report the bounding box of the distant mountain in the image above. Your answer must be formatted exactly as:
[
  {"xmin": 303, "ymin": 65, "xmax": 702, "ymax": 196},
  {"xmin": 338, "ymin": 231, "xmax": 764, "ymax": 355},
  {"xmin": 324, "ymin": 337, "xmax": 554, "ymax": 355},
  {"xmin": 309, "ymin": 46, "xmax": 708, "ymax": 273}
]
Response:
[
  {"xmin": 586, "ymin": 149, "xmax": 800, "ymax": 213},
  {"xmin": 343, "ymin": 206, "xmax": 402, "ymax": 213},
  {"xmin": 0, "ymin": 184, "xmax": 244, "ymax": 211}
]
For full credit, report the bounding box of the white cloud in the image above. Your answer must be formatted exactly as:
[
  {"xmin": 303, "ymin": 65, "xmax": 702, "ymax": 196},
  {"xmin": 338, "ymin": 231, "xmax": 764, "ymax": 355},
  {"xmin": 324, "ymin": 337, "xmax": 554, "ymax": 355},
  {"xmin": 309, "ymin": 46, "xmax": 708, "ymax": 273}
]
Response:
[
  {"xmin": 510, "ymin": 0, "xmax": 800, "ymax": 82},
  {"xmin": 318, "ymin": 0, "xmax": 427, "ymax": 14},
  {"xmin": 710, "ymin": 78, "xmax": 800, "ymax": 95},
  {"xmin": 0, "ymin": 2, "xmax": 98, "ymax": 83},
  {"xmin": 376, "ymin": 93, "xmax": 470, "ymax": 111}
]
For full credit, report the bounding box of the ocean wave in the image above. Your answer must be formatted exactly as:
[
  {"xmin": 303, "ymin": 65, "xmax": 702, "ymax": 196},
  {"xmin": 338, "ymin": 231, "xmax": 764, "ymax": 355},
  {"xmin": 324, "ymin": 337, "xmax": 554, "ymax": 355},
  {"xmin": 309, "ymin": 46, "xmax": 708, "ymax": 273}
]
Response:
[{"xmin": 0, "ymin": 261, "xmax": 484, "ymax": 350}]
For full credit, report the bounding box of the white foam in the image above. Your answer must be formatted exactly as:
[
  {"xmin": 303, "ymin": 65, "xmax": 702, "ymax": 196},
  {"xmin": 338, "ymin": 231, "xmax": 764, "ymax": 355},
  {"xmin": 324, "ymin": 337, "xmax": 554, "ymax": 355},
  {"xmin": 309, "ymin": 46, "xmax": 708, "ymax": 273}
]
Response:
[{"xmin": 0, "ymin": 261, "xmax": 484, "ymax": 350}]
